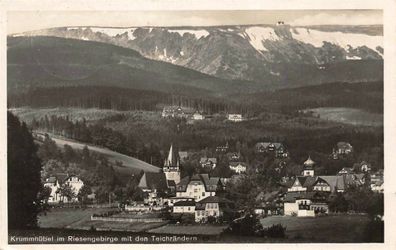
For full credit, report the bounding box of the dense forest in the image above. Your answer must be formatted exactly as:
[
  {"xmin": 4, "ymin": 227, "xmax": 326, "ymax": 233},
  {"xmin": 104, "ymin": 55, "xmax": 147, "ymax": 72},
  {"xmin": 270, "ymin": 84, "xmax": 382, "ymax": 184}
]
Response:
[{"xmin": 8, "ymin": 86, "xmax": 252, "ymax": 115}]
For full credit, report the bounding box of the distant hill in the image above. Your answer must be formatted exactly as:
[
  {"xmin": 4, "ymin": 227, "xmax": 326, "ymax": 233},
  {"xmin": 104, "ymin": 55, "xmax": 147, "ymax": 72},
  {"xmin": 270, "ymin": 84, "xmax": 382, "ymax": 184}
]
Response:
[{"xmin": 7, "ymin": 36, "xmax": 261, "ymax": 96}]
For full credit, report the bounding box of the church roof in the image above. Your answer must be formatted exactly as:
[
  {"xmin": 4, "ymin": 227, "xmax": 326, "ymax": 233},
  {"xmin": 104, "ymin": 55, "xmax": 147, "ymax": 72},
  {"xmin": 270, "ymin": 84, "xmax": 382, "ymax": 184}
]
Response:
[
  {"xmin": 138, "ymin": 172, "xmax": 168, "ymax": 191},
  {"xmin": 304, "ymin": 156, "xmax": 315, "ymax": 167},
  {"xmin": 164, "ymin": 144, "xmax": 179, "ymax": 167}
]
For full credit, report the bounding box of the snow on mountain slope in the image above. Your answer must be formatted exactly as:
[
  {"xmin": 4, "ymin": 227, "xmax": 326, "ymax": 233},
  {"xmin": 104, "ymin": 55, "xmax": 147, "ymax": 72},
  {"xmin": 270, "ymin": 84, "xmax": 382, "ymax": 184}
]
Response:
[
  {"xmin": 167, "ymin": 29, "xmax": 209, "ymax": 39},
  {"xmin": 291, "ymin": 28, "xmax": 382, "ymax": 54},
  {"xmin": 89, "ymin": 27, "xmax": 137, "ymax": 40},
  {"xmin": 17, "ymin": 25, "xmax": 383, "ymax": 83},
  {"xmin": 244, "ymin": 27, "xmax": 280, "ymax": 52}
]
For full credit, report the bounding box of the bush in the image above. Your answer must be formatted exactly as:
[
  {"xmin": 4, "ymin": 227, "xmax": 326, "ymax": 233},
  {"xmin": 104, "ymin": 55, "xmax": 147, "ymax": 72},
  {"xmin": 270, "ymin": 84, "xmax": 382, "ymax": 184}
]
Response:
[
  {"xmin": 261, "ymin": 224, "xmax": 286, "ymax": 238},
  {"xmin": 225, "ymin": 214, "xmax": 263, "ymax": 236}
]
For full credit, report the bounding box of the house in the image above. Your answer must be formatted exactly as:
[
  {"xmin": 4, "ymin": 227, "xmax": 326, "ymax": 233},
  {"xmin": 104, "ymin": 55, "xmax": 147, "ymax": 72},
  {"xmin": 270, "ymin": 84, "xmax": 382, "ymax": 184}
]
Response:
[
  {"xmin": 371, "ymin": 181, "xmax": 384, "ymax": 193},
  {"xmin": 227, "ymin": 152, "xmax": 241, "ymax": 161},
  {"xmin": 227, "ymin": 114, "xmax": 243, "ymax": 122},
  {"xmin": 192, "ymin": 112, "xmax": 204, "ymax": 120},
  {"xmin": 336, "ymin": 142, "xmax": 353, "ymax": 155},
  {"xmin": 255, "ymin": 142, "xmax": 288, "ymax": 158},
  {"xmin": 178, "ymin": 151, "xmax": 189, "ymax": 163},
  {"xmin": 199, "ymin": 157, "xmax": 217, "ymax": 169},
  {"xmin": 229, "ymin": 162, "xmax": 247, "ymax": 174},
  {"xmin": 43, "ymin": 176, "xmax": 61, "ymax": 203},
  {"xmin": 163, "ymin": 144, "xmax": 181, "ymax": 184},
  {"xmin": 288, "ymin": 174, "xmax": 362, "ymax": 193},
  {"xmin": 284, "ymin": 192, "xmax": 329, "ymax": 217},
  {"xmin": 43, "ymin": 173, "xmax": 84, "ymax": 203},
  {"xmin": 216, "ymin": 142, "xmax": 229, "ymax": 153},
  {"xmin": 164, "ymin": 197, "xmax": 194, "ymax": 207},
  {"xmin": 370, "ymin": 170, "xmax": 384, "ymax": 183},
  {"xmin": 64, "ymin": 175, "xmax": 84, "ymax": 196},
  {"xmin": 138, "ymin": 172, "xmax": 169, "ymax": 206},
  {"xmin": 173, "ymin": 200, "xmax": 196, "ymax": 214},
  {"xmin": 44, "ymin": 173, "xmax": 84, "ymax": 203},
  {"xmin": 194, "ymin": 196, "xmax": 234, "ymax": 222},
  {"xmin": 162, "ymin": 106, "xmax": 194, "ymax": 118},
  {"xmin": 370, "ymin": 170, "xmax": 384, "ymax": 193},
  {"xmin": 359, "ymin": 161, "xmax": 372, "ymax": 172},
  {"xmin": 288, "ymin": 176, "xmax": 317, "ymax": 192},
  {"xmin": 338, "ymin": 167, "xmax": 355, "ymax": 175},
  {"xmin": 176, "ymin": 174, "xmax": 223, "ymax": 201}
]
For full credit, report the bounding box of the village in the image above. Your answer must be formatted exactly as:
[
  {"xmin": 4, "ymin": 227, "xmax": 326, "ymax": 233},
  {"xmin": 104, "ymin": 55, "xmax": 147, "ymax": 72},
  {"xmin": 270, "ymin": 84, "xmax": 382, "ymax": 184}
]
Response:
[{"xmin": 39, "ymin": 104, "xmax": 384, "ymax": 232}]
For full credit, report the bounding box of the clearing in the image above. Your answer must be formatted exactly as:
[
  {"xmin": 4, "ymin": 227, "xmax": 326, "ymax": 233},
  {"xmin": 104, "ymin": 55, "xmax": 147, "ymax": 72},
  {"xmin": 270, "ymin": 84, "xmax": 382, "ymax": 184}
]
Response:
[
  {"xmin": 308, "ymin": 107, "xmax": 383, "ymax": 126},
  {"xmin": 260, "ymin": 214, "xmax": 370, "ymax": 242}
]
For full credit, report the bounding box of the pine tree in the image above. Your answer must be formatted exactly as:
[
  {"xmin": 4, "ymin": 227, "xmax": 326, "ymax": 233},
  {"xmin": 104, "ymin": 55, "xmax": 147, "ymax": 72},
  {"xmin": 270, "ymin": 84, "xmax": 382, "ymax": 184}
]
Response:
[{"xmin": 8, "ymin": 112, "xmax": 42, "ymax": 229}]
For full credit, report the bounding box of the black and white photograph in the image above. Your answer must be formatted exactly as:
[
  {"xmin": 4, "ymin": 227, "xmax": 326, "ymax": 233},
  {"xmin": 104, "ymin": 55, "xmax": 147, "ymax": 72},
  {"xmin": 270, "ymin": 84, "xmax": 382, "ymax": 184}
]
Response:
[{"xmin": 2, "ymin": 1, "xmax": 395, "ymax": 246}]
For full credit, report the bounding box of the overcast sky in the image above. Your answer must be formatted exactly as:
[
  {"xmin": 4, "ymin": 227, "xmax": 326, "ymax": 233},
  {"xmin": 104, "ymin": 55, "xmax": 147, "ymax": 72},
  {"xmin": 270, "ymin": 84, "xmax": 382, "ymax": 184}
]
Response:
[{"xmin": 8, "ymin": 10, "xmax": 382, "ymax": 34}]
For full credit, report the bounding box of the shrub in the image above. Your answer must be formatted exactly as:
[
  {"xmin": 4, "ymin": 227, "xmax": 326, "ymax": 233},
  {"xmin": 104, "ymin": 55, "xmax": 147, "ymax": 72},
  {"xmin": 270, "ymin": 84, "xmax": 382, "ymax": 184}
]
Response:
[{"xmin": 261, "ymin": 224, "xmax": 286, "ymax": 238}]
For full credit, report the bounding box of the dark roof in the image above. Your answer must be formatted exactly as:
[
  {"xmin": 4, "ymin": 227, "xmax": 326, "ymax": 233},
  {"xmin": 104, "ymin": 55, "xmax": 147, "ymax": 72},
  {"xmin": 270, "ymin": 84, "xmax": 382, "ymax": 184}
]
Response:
[
  {"xmin": 337, "ymin": 142, "xmax": 353, "ymax": 149},
  {"xmin": 197, "ymin": 196, "xmax": 233, "ymax": 204},
  {"xmin": 176, "ymin": 174, "xmax": 221, "ymax": 192},
  {"xmin": 54, "ymin": 173, "xmax": 69, "ymax": 184},
  {"xmin": 174, "ymin": 200, "xmax": 196, "ymax": 207},
  {"xmin": 229, "ymin": 162, "xmax": 247, "ymax": 167},
  {"xmin": 294, "ymin": 176, "xmax": 317, "ymax": 188},
  {"xmin": 284, "ymin": 192, "xmax": 328, "ymax": 203},
  {"xmin": 44, "ymin": 176, "xmax": 57, "ymax": 184},
  {"xmin": 255, "ymin": 142, "xmax": 285, "ymax": 150},
  {"xmin": 138, "ymin": 172, "xmax": 168, "ymax": 191}
]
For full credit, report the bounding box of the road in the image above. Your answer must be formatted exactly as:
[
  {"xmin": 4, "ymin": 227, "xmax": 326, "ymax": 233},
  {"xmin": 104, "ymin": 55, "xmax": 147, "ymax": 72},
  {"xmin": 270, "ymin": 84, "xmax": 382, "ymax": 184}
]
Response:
[{"xmin": 35, "ymin": 132, "xmax": 161, "ymax": 173}]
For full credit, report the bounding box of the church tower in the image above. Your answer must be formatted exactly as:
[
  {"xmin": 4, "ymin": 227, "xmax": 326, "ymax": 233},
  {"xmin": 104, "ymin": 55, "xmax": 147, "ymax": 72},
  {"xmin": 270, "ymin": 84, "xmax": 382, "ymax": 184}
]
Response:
[
  {"xmin": 163, "ymin": 144, "xmax": 181, "ymax": 184},
  {"xmin": 302, "ymin": 156, "xmax": 315, "ymax": 177}
]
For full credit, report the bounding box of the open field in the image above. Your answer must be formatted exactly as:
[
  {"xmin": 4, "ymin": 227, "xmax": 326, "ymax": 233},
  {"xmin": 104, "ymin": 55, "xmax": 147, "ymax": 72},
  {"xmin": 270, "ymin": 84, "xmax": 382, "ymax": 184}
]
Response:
[
  {"xmin": 38, "ymin": 207, "xmax": 115, "ymax": 228},
  {"xmin": 148, "ymin": 224, "xmax": 227, "ymax": 236},
  {"xmin": 260, "ymin": 214, "xmax": 371, "ymax": 242},
  {"xmin": 39, "ymin": 208, "xmax": 167, "ymax": 232},
  {"xmin": 43, "ymin": 133, "xmax": 161, "ymax": 174},
  {"xmin": 309, "ymin": 107, "xmax": 383, "ymax": 127}
]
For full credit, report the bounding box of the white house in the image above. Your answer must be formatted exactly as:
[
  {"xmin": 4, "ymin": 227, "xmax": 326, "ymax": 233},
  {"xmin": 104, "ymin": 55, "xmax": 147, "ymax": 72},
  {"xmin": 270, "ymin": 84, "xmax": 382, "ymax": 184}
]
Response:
[
  {"xmin": 227, "ymin": 114, "xmax": 243, "ymax": 122},
  {"xmin": 173, "ymin": 200, "xmax": 196, "ymax": 214},
  {"xmin": 194, "ymin": 196, "xmax": 234, "ymax": 222},
  {"xmin": 43, "ymin": 177, "xmax": 61, "ymax": 203},
  {"xmin": 200, "ymin": 157, "xmax": 217, "ymax": 169},
  {"xmin": 283, "ymin": 192, "xmax": 328, "ymax": 217},
  {"xmin": 192, "ymin": 112, "xmax": 204, "ymax": 120},
  {"xmin": 43, "ymin": 174, "xmax": 84, "ymax": 203},
  {"xmin": 229, "ymin": 162, "xmax": 247, "ymax": 174},
  {"xmin": 176, "ymin": 174, "xmax": 222, "ymax": 201}
]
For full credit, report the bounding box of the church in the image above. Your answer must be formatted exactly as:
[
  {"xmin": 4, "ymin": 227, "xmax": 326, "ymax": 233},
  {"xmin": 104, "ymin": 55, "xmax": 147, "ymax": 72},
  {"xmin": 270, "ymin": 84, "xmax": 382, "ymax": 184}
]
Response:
[{"xmin": 163, "ymin": 144, "xmax": 181, "ymax": 185}]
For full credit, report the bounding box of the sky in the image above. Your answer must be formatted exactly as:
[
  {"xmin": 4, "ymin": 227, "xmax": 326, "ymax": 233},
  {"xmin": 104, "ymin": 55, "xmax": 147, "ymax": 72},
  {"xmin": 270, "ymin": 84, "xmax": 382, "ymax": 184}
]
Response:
[{"xmin": 7, "ymin": 10, "xmax": 382, "ymax": 34}]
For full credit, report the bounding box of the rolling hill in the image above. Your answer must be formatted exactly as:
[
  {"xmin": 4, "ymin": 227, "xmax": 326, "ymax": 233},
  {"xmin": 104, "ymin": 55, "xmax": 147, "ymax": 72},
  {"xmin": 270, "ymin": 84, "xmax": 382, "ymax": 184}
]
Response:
[{"xmin": 7, "ymin": 36, "xmax": 261, "ymax": 96}]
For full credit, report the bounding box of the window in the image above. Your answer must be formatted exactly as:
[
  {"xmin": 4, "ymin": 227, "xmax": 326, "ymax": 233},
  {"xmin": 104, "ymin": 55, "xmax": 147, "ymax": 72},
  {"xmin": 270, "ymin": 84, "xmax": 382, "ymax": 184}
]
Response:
[{"xmin": 202, "ymin": 192, "xmax": 205, "ymax": 196}]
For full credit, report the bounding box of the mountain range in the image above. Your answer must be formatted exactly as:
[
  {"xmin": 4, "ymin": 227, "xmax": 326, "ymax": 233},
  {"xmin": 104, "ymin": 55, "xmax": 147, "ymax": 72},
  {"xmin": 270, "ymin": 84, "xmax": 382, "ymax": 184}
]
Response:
[{"xmin": 14, "ymin": 24, "xmax": 383, "ymax": 87}]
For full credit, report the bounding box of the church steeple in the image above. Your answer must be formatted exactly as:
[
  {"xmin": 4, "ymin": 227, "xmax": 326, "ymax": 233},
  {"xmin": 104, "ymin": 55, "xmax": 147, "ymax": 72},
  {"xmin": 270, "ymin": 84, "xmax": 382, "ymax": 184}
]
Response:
[
  {"xmin": 163, "ymin": 144, "xmax": 181, "ymax": 184},
  {"xmin": 164, "ymin": 144, "xmax": 179, "ymax": 167},
  {"xmin": 302, "ymin": 155, "xmax": 315, "ymax": 176}
]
